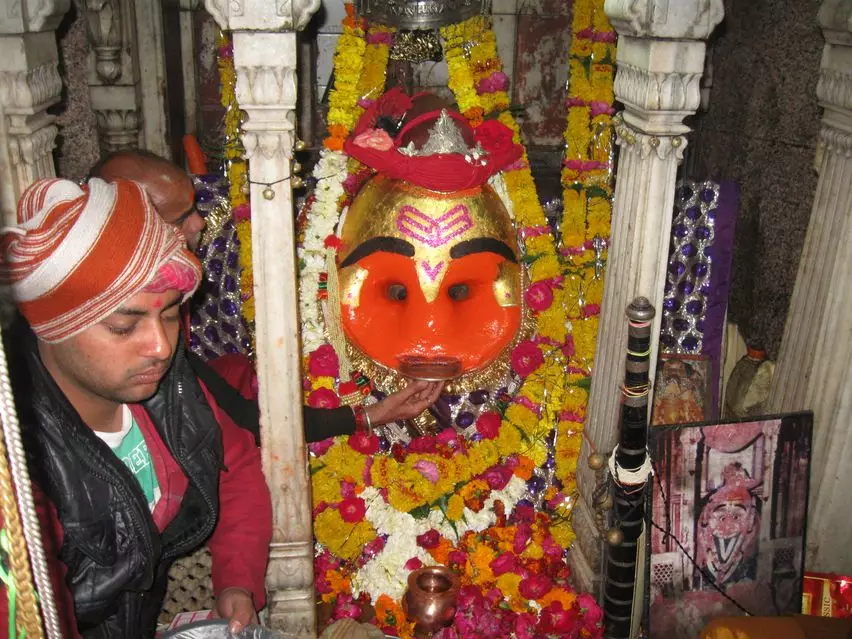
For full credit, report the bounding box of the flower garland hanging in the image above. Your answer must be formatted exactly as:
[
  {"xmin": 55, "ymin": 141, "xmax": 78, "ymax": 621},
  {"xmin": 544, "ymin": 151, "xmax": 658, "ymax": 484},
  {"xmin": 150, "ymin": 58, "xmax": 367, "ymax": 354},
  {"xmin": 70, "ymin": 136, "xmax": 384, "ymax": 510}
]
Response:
[
  {"xmin": 557, "ymin": 0, "xmax": 617, "ymax": 475},
  {"xmin": 439, "ymin": 15, "xmax": 583, "ymax": 547},
  {"xmin": 216, "ymin": 31, "xmax": 255, "ymax": 342},
  {"xmin": 301, "ymin": 7, "xmax": 605, "ymax": 638}
]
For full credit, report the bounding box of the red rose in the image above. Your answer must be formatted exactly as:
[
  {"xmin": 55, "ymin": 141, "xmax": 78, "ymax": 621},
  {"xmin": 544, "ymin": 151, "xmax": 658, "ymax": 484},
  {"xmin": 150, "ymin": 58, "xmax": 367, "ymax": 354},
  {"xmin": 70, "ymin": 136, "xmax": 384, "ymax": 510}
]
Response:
[
  {"xmin": 511, "ymin": 341, "xmax": 544, "ymax": 377},
  {"xmin": 404, "ymin": 557, "xmax": 423, "ymax": 571},
  {"xmin": 307, "ymin": 388, "xmax": 340, "ymax": 409},
  {"xmin": 308, "ymin": 344, "xmax": 340, "ymax": 378},
  {"xmin": 476, "ymin": 412, "xmax": 502, "ymax": 439},
  {"xmin": 490, "ymin": 552, "xmax": 520, "ymax": 576},
  {"xmin": 519, "ymin": 573, "xmax": 553, "ymax": 600},
  {"xmin": 473, "ymin": 119, "xmax": 515, "ymax": 155},
  {"xmin": 416, "ymin": 529, "xmax": 440, "ymax": 549},
  {"xmin": 578, "ymin": 592, "xmax": 604, "ymax": 625},
  {"xmin": 539, "ymin": 601, "xmax": 579, "ymax": 634},
  {"xmin": 349, "ymin": 429, "xmax": 380, "ymax": 455},
  {"xmin": 525, "ymin": 281, "xmax": 554, "ymax": 312},
  {"xmin": 338, "ymin": 496, "xmax": 366, "ymax": 523},
  {"xmin": 483, "ymin": 465, "xmax": 512, "ymax": 490},
  {"xmin": 377, "ymin": 87, "xmax": 414, "ymax": 119}
]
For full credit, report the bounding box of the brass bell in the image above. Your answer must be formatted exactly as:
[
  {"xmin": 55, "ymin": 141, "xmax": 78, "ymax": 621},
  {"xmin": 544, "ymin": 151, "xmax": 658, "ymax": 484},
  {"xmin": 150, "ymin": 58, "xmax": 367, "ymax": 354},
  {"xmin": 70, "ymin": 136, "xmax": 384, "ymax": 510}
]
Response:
[
  {"xmin": 292, "ymin": 161, "xmax": 303, "ymax": 174},
  {"xmin": 587, "ymin": 452, "xmax": 606, "ymax": 471},
  {"xmin": 262, "ymin": 186, "xmax": 275, "ymax": 200},
  {"xmin": 291, "ymin": 176, "xmax": 305, "ymax": 189},
  {"xmin": 596, "ymin": 494, "xmax": 614, "ymax": 511},
  {"xmin": 606, "ymin": 528, "xmax": 624, "ymax": 546},
  {"xmin": 294, "ymin": 139, "xmax": 307, "ymax": 152}
]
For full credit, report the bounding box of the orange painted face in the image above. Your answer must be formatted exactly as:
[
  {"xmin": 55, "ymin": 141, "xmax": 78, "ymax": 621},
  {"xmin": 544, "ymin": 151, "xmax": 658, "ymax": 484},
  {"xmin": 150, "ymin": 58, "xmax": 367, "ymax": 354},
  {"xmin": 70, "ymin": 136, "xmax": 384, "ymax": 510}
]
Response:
[{"xmin": 336, "ymin": 175, "xmax": 522, "ymax": 380}]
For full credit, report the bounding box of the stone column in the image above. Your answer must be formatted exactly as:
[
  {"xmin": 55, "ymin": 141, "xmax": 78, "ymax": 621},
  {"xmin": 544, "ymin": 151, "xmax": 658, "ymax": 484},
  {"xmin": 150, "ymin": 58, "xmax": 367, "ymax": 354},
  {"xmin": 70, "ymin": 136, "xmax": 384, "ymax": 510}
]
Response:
[
  {"xmin": 83, "ymin": 0, "xmax": 171, "ymax": 157},
  {"xmin": 179, "ymin": 0, "xmax": 201, "ymax": 136},
  {"xmin": 570, "ymin": 0, "xmax": 724, "ymax": 592},
  {"xmin": 202, "ymin": 1, "xmax": 319, "ymax": 635},
  {"xmin": 0, "ymin": 1, "xmax": 70, "ymax": 226},
  {"xmin": 766, "ymin": 0, "xmax": 852, "ymax": 574}
]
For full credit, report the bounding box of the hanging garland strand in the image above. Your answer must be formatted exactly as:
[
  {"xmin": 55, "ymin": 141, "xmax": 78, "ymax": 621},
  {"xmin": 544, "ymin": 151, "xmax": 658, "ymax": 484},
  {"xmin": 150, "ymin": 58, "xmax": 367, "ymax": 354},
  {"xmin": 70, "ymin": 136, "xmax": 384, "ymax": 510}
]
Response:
[{"xmin": 216, "ymin": 31, "xmax": 255, "ymax": 350}]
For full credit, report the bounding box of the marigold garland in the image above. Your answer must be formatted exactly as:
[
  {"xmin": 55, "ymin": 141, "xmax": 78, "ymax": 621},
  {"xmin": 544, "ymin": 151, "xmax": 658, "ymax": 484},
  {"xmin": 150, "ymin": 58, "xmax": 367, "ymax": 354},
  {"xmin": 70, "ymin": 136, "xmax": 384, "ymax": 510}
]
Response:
[
  {"xmin": 299, "ymin": 7, "xmax": 606, "ymax": 638},
  {"xmin": 217, "ymin": 31, "xmax": 255, "ymax": 340},
  {"xmin": 558, "ymin": 0, "xmax": 616, "ymax": 483}
]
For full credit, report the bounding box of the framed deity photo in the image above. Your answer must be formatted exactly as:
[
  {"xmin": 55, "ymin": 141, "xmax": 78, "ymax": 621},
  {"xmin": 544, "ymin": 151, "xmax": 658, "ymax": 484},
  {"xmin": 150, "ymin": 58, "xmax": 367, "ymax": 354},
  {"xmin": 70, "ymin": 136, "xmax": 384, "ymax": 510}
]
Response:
[
  {"xmin": 651, "ymin": 353, "xmax": 713, "ymax": 426},
  {"xmin": 647, "ymin": 413, "xmax": 813, "ymax": 638}
]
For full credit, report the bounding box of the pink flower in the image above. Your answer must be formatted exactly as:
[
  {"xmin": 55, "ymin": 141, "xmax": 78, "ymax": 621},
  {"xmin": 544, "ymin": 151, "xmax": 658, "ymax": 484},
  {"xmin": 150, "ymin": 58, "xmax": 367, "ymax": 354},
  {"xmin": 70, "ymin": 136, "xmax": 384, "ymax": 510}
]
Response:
[
  {"xmin": 332, "ymin": 593, "xmax": 361, "ymax": 620},
  {"xmin": 578, "ymin": 592, "xmax": 604, "ymax": 625},
  {"xmin": 565, "ymin": 96, "xmax": 586, "ymax": 108},
  {"xmin": 362, "ymin": 535, "xmax": 386, "ymax": 560},
  {"xmin": 512, "ymin": 504, "xmax": 535, "ymax": 524},
  {"xmin": 490, "ymin": 552, "xmax": 521, "ymax": 576},
  {"xmin": 525, "ymin": 281, "xmax": 554, "ymax": 312},
  {"xmin": 539, "ymin": 601, "xmax": 579, "ymax": 634},
  {"xmin": 309, "ymin": 438, "xmax": 335, "ymax": 456},
  {"xmin": 308, "ymin": 344, "xmax": 340, "ymax": 377},
  {"xmin": 414, "ymin": 460, "xmax": 440, "ymax": 484},
  {"xmin": 583, "ymin": 303, "xmax": 601, "ymax": 318},
  {"xmin": 416, "ymin": 529, "xmax": 440, "ymax": 549},
  {"xmin": 476, "ymin": 412, "xmax": 501, "ymax": 439},
  {"xmin": 436, "ymin": 428, "xmax": 458, "ymax": 447},
  {"xmin": 483, "ymin": 465, "xmax": 512, "ymax": 490},
  {"xmin": 340, "ymin": 480, "xmax": 357, "ymax": 499},
  {"xmin": 349, "ymin": 429, "xmax": 380, "ymax": 455},
  {"xmin": 475, "ymin": 71, "xmax": 510, "ymax": 94},
  {"xmin": 307, "ymin": 388, "xmax": 340, "ymax": 409},
  {"xmin": 511, "ymin": 341, "xmax": 544, "ymax": 377},
  {"xmin": 448, "ymin": 550, "xmax": 467, "ymax": 566},
  {"xmin": 561, "ymin": 335, "xmax": 576, "ymax": 358},
  {"xmin": 513, "ymin": 523, "xmax": 532, "ymax": 554},
  {"xmin": 404, "ymin": 557, "xmax": 423, "ymax": 571},
  {"xmin": 367, "ymin": 31, "xmax": 393, "ymax": 45},
  {"xmin": 514, "ymin": 613, "xmax": 537, "ymax": 639},
  {"xmin": 542, "ymin": 534, "xmax": 564, "ymax": 560},
  {"xmin": 590, "ymin": 100, "xmax": 615, "ymax": 117},
  {"xmin": 338, "ymin": 496, "xmax": 366, "ymax": 523},
  {"xmin": 353, "ymin": 128, "xmax": 394, "ymax": 151},
  {"xmin": 519, "ymin": 573, "xmax": 553, "ymax": 600},
  {"xmin": 232, "ymin": 202, "xmax": 251, "ymax": 221}
]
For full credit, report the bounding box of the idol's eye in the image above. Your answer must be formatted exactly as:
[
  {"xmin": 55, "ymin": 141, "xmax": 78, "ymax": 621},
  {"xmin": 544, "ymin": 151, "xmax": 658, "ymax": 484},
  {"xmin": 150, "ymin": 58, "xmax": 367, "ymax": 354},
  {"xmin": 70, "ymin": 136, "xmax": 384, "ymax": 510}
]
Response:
[
  {"xmin": 386, "ymin": 283, "xmax": 408, "ymax": 301},
  {"xmin": 448, "ymin": 283, "xmax": 470, "ymax": 301}
]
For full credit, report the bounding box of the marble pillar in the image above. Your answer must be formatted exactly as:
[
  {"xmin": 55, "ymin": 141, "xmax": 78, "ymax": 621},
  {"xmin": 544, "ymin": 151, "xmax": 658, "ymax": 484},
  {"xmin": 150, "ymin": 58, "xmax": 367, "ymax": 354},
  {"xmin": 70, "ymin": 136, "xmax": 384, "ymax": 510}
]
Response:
[
  {"xmin": 766, "ymin": 0, "xmax": 852, "ymax": 574},
  {"xmin": 202, "ymin": 0, "xmax": 320, "ymax": 635},
  {"xmin": 570, "ymin": 0, "xmax": 724, "ymax": 592},
  {"xmin": 0, "ymin": 1, "xmax": 70, "ymax": 226}
]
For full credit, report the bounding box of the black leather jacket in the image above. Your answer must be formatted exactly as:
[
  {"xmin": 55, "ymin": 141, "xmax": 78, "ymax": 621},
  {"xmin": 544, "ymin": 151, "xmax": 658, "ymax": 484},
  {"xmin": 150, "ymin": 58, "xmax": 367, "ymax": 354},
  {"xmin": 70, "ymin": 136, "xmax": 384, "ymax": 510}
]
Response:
[{"xmin": 10, "ymin": 327, "xmax": 223, "ymax": 638}]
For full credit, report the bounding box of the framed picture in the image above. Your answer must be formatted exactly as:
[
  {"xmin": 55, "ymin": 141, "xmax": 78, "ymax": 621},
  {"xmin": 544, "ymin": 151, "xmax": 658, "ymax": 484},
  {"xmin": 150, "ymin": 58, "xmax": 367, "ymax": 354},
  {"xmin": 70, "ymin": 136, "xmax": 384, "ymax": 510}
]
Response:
[
  {"xmin": 651, "ymin": 353, "xmax": 713, "ymax": 426},
  {"xmin": 647, "ymin": 413, "xmax": 813, "ymax": 638}
]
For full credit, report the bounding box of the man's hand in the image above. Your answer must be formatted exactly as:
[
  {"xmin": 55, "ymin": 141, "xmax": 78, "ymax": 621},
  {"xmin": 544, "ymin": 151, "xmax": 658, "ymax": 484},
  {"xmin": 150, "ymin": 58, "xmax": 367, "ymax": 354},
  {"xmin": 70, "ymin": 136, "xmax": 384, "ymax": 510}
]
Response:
[
  {"xmin": 367, "ymin": 380, "xmax": 443, "ymax": 426},
  {"xmin": 215, "ymin": 587, "xmax": 257, "ymax": 635}
]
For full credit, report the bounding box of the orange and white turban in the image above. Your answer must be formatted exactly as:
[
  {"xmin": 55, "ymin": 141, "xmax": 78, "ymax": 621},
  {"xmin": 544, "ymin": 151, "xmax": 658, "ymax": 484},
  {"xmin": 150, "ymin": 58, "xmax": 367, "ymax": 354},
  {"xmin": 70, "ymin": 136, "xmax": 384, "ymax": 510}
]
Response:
[{"xmin": 0, "ymin": 177, "xmax": 201, "ymax": 343}]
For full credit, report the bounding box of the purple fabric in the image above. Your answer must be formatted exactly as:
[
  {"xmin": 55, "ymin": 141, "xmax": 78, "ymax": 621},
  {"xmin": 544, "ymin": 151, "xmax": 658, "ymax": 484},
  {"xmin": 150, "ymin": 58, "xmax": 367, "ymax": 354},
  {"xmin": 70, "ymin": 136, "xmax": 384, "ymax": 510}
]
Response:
[{"xmin": 701, "ymin": 180, "xmax": 739, "ymax": 416}]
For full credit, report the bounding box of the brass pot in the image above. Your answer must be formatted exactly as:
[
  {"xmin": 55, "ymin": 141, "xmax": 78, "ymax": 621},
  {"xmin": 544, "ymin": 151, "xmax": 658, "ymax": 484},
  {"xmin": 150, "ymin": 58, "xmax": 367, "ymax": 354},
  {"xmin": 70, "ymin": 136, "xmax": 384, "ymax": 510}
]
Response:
[{"xmin": 402, "ymin": 566, "xmax": 460, "ymax": 637}]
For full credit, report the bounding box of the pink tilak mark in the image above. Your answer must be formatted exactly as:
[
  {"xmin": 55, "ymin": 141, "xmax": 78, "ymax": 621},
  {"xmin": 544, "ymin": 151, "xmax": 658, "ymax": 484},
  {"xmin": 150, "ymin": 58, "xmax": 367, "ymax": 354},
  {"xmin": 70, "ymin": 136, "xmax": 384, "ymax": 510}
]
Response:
[
  {"xmin": 396, "ymin": 204, "xmax": 473, "ymax": 248},
  {"xmin": 420, "ymin": 261, "xmax": 445, "ymax": 281}
]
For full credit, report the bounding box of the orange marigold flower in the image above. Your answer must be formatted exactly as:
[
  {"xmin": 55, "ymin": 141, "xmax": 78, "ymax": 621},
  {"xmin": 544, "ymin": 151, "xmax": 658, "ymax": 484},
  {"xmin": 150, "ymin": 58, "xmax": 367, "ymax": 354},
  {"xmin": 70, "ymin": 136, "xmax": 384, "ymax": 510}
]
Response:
[
  {"xmin": 540, "ymin": 587, "xmax": 577, "ymax": 611},
  {"xmin": 513, "ymin": 455, "xmax": 535, "ymax": 480}
]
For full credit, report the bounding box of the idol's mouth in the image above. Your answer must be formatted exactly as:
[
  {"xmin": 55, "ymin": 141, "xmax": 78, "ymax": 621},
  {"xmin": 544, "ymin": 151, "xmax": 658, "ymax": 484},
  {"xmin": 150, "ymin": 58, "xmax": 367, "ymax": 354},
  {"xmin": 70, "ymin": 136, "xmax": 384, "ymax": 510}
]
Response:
[{"xmin": 398, "ymin": 355, "xmax": 462, "ymax": 381}]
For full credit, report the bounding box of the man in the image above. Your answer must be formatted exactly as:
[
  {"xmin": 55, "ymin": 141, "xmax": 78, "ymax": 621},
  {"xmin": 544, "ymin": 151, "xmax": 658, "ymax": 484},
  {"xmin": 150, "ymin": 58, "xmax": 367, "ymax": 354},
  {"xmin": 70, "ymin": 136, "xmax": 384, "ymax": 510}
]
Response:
[
  {"xmin": 0, "ymin": 177, "xmax": 271, "ymax": 637},
  {"xmin": 90, "ymin": 150, "xmax": 443, "ymax": 441}
]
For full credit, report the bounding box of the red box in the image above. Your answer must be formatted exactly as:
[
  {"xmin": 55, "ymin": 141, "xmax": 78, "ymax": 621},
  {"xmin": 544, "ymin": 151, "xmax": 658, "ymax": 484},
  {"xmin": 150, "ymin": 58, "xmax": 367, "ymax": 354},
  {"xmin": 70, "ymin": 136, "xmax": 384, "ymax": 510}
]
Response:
[{"xmin": 802, "ymin": 572, "xmax": 852, "ymax": 618}]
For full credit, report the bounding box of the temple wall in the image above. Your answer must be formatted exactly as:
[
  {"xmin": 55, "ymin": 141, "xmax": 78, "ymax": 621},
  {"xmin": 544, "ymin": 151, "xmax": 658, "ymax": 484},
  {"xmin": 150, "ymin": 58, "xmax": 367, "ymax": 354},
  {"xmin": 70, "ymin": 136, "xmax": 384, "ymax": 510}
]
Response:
[{"xmin": 687, "ymin": 0, "xmax": 824, "ymax": 358}]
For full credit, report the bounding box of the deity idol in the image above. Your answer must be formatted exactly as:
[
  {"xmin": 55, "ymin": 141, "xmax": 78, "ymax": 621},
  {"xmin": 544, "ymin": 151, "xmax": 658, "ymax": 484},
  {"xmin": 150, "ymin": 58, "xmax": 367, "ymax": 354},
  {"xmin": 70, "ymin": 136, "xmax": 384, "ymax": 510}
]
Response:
[{"xmin": 328, "ymin": 90, "xmax": 532, "ymax": 435}]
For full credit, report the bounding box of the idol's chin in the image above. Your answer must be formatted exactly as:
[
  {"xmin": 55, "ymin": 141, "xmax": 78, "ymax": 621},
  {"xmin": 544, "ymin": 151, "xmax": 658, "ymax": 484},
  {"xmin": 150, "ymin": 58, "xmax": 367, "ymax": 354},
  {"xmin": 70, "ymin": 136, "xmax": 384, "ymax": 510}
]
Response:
[{"xmin": 397, "ymin": 355, "xmax": 462, "ymax": 381}]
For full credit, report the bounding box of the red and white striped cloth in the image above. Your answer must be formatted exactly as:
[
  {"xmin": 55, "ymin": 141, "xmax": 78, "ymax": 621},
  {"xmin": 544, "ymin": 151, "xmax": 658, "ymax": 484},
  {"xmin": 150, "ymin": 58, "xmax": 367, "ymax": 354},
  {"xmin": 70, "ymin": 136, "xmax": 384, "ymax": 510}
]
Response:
[{"xmin": 0, "ymin": 177, "xmax": 201, "ymax": 343}]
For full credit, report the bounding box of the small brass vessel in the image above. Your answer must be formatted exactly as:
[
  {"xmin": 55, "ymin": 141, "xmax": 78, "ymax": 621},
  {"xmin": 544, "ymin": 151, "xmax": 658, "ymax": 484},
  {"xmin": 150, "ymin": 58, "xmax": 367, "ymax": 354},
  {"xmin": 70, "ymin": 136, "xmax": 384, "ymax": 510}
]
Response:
[{"xmin": 403, "ymin": 566, "xmax": 460, "ymax": 637}]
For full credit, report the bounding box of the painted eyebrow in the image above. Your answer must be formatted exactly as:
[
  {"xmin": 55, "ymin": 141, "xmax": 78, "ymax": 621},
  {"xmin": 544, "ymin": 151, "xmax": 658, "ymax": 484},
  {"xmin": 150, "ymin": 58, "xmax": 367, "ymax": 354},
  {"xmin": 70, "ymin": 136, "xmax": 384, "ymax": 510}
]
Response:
[
  {"xmin": 450, "ymin": 238, "xmax": 517, "ymax": 262},
  {"xmin": 339, "ymin": 236, "xmax": 416, "ymax": 268}
]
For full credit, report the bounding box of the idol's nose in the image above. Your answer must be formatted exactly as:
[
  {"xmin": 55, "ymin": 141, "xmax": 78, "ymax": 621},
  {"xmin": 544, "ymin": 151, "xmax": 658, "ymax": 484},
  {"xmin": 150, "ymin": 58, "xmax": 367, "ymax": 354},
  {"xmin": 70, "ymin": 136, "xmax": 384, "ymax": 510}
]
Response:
[{"xmin": 397, "ymin": 355, "xmax": 462, "ymax": 381}]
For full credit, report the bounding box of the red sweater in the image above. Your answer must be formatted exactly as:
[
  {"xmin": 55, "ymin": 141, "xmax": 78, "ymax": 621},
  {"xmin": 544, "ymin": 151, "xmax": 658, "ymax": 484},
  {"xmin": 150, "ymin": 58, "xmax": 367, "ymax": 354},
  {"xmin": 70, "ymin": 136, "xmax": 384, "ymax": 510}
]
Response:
[{"xmin": 1, "ymin": 382, "xmax": 272, "ymax": 637}]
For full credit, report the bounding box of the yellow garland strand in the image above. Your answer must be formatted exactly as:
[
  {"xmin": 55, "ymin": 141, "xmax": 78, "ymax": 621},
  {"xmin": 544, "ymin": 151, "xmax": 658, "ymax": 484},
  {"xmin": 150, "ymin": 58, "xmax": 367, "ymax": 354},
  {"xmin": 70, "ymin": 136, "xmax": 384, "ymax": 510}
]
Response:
[
  {"xmin": 440, "ymin": 16, "xmax": 578, "ymax": 547},
  {"xmin": 557, "ymin": 0, "xmax": 616, "ymax": 499},
  {"xmin": 217, "ymin": 31, "xmax": 255, "ymax": 340}
]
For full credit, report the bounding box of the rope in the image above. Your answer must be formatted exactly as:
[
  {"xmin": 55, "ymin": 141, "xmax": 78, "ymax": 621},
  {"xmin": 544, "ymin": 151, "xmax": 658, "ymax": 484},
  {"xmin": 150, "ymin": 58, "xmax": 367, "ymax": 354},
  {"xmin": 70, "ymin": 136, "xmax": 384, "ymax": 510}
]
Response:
[
  {"xmin": 608, "ymin": 445, "xmax": 654, "ymax": 487},
  {"xmin": 324, "ymin": 247, "xmax": 353, "ymax": 382},
  {"xmin": 0, "ymin": 322, "xmax": 61, "ymax": 639}
]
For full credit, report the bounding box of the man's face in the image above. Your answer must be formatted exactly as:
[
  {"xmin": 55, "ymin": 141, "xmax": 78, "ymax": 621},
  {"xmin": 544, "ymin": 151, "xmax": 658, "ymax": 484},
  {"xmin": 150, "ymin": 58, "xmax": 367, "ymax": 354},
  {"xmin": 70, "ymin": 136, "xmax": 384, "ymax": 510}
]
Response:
[
  {"xmin": 155, "ymin": 175, "xmax": 205, "ymax": 251},
  {"xmin": 39, "ymin": 289, "xmax": 182, "ymax": 408}
]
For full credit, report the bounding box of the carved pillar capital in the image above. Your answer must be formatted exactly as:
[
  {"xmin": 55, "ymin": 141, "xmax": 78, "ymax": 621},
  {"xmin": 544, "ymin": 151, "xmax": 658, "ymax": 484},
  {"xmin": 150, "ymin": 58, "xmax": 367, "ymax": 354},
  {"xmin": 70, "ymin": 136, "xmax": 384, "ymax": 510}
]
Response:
[
  {"xmin": 203, "ymin": 0, "xmax": 320, "ymax": 32},
  {"xmin": 604, "ymin": 0, "xmax": 724, "ymax": 40},
  {"xmin": 83, "ymin": 0, "xmax": 123, "ymax": 83},
  {"xmin": 94, "ymin": 108, "xmax": 140, "ymax": 152},
  {"xmin": 0, "ymin": 0, "xmax": 71, "ymax": 34}
]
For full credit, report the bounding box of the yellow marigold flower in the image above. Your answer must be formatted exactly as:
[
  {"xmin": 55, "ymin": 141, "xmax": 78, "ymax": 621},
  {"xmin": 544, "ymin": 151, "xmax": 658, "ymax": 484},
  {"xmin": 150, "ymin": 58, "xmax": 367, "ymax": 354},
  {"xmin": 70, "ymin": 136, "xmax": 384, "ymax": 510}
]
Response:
[
  {"xmin": 466, "ymin": 543, "xmax": 496, "ymax": 586},
  {"xmin": 505, "ymin": 403, "xmax": 537, "ymax": 433},
  {"xmin": 496, "ymin": 573, "xmax": 524, "ymax": 609},
  {"xmin": 540, "ymin": 587, "xmax": 577, "ymax": 610},
  {"xmin": 549, "ymin": 519, "xmax": 577, "ymax": 549},
  {"xmin": 314, "ymin": 509, "xmax": 376, "ymax": 561},
  {"xmin": 529, "ymin": 254, "xmax": 562, "ymax": 282},
  {"xmin": 522, "ymin": 541, "xmax": 544, "ymax": 560},
  {"xmin": 312, "ymin": 376, "xmax": 335, "ymax": 391},
  {"xmin": 496, "ymin": 422, "xmax": 522, "ymax": 457},
  {"xmin": 312, "ymin": 467, "xmax": 343, "ymax": 505},
  {"xmin": 447, "ymin": 494, "xmax": 465, "ymax": 522}
]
